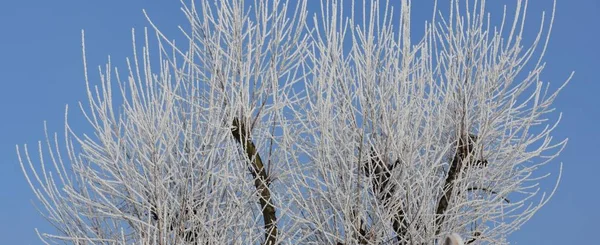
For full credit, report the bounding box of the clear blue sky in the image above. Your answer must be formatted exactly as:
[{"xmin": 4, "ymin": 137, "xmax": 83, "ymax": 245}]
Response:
[{"xmin": 0, "ymin": 1, "xmax": 597, "ymax": 244}]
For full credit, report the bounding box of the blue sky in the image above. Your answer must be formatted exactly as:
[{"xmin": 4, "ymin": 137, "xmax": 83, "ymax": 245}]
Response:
[{"xmin": 0, "ymin": 1, "xmax": 597, "ymax": 244}]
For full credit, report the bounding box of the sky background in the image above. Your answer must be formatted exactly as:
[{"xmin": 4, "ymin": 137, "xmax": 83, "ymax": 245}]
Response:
[{"xmin": 0, "ymin": 0, "xmax": 597, "ymax": 244}]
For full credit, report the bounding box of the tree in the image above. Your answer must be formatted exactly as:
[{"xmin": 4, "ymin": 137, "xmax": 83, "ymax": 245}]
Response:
[{"xmin": 18, "ymin": 0, "xmax": 570, "ymax": 244}]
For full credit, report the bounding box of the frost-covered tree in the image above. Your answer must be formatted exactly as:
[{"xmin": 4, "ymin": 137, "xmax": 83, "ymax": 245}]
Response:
[{"xmin": 18, "ymin": 0, "xmax": 570, "ymax": 244}]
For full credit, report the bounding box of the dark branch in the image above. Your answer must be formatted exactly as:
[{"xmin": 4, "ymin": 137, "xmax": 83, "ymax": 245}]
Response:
[
  {"xmin": 232, "ymin": 117, "xmax": 278, "ymax": 245},
  {"xmin": 435, "ymin": 133, "xmax": 487, "ymax": 235},
  {"xmin": 364, "ymin": 147, "xmax": 410, "ymax": 244},
  {"xmin": 466, "ymin": 231, "xmax": 481, "ymax": 244}
]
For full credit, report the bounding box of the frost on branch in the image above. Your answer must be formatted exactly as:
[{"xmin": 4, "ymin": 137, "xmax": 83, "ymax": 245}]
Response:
[{"xmin": 18, "ymin": 0, "xmax": 569, "ymax": 244}]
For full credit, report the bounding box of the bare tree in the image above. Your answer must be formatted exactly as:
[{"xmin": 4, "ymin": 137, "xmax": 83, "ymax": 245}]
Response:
[{"xmin": 18, "ymin": 0, "xmax": 570, "ymax": 244}]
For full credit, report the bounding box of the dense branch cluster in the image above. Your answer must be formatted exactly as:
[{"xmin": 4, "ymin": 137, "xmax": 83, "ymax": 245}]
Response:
[{"xmin": 18, "ymin": 0, "xmax": 569, "ymax": 244}]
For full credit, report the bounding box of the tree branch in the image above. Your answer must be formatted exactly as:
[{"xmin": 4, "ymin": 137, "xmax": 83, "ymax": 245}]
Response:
[
  {"xmin": 436, "ymin": 134, "xmax": 486, "ymax": 235},
  {"xmin": 364, "ymin": 147, "xmax": 410, "ymax": 244},
  {"xmin": 465, "ymin": 231, "xmax": 481, "ymax": 244},
  {"xmin": 231, "ymin": 117, "xmax": 278, "ymax": 245},
  {"xmin": 466, "ymin": 187, "xmax": 510, "ymax": 203}
]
